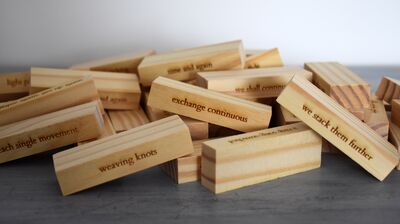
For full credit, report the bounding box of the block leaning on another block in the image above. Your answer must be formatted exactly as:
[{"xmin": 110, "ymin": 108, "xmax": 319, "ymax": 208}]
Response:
[
  {"xmin": 147, "ymin": 77, "xmax": 272, "ymax": 132},
  {"xmin": 0, "ymin": 77, "xmax": 100, "ymax": 126},
  {"xmin": 30, "ymin": 67, "xmax": 141, "ymax": 110},
  {"xmin": 243, "ymin": 48, "xmax": 283, "ymax": 69},
  {"xmin": 388, "ymin": 122, "xmax": 400, "ymax": 170},
  {"xmin": 277, "ymin": 75, "xmax": 399, "ymax": 181},
  {"xmin": 0, "ymin": 72, "xmax": 30, "ymax": 102},
  {"xmin": 53, "ymin": 115, "xmax": 194, "ymax": 196},
  {"xmin": 70, "ymin": 50, "xmax": 155, "ymax": 74},
  {"xmin": 365, "ymin": 96, "xmax": 389, "ymax": 139},
  {"xmin": 197, "ymin": 67, "xmax": 312, "ymax": 99},
  {"xmin": 201, "ymin": 123, "xmax": 322, "ymax": 194},
  {"xmin": 0, "ymin": 101, "xmax": 104, "ymax": 164},
  {"xmin": 138, "ymin": 40, "xmax": 245, "ymax": 86},
  {"xmin": 305, "ymin": 62, "xmax": 371, "ymax": 120}
]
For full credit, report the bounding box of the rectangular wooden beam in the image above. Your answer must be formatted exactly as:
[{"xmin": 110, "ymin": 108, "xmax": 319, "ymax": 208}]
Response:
[
  {"xmin": 0, "ymin": 101, "xmax": 104, "ymax": 164},
  {"xmin": 138, "ymin": 40, "xmax": 245, "ymax": 86},
  {"xmin": 108, "ymin": 108, "xmax": 149, "ymax": 133},
  {"xmin": 0, "ymin": 77, "xmax": 100, "ymax": 126},
  {"xmin": 143, "ymin": 92, "xmax": 208, "ymax": 140},
  {"xmin": 147, "ymin": 77, "xmax": 272, "ymax": 132},
  {"xmin": 243, "ymin": 48, "xmax": 283, "ymax": 69},
  {"xmin": 196, "ymin": 67, "xmax": 312, "ymax": 99},
  {"xmin": 376, "ymin": 76, "xmax": 400, "ymax": 107},
  {"xmin": 276, "ymin": 75, "xmax": 399, "ymax": 181},
  {"xmin": 392, "ymin": 99, "xmax": 400, "ymax": 127},
  {"xmin": 305, "ymin": 62, "xmax": 371, "ymax": 120},
  {"xmin": 78, "ymin": 113, "xmax": 115, "ymax": 145},
  {"xmin": 30, "ymin": 67, "xmax": 141, "ymax": 110},
  {"xmin": 388, "ymin": 122, "xmax": 400, "ymax": 170},
  {"xmin": 201, "ymin": 123, "xmax": 322, "ymax": 194},
  {"xmin": 365, "ymin": 96, "xmax": 389, "ymax": 139},
  {"xmin": 53, "ymin": 115, "xmax": 194, "ymax": 196}
]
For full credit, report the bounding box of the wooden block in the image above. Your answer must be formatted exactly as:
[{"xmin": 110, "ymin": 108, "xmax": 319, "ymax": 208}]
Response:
[
  {"xmin": 197, "ymin": 67, "xmax": 312, "ymax": 100},
  {"xmin": 201, "ymin": 123, "xmax": 322, "ymax": 194},
  {"xmin": 276, "ymin": 75, "xmax": 399, "ymax": 181},
  {"xmin": 388, "ymin": 122, "xmax": 400, "ymax": 170},
  {"xmin": 0, "ymin": 72, "xmax": 30, "ymax": 102},
  {"xmin": 108, "ymin": 108, "xmax": 149, "ymax": 133},
  {"xmin": 392, "ymin": 99, "xmax": 400, "ymax": 127},
  {"xmin": 70, "ymin": 50, "xmax": 155, "ymax": 74},
  {"xmin": 148, "ymin": 77, "xmax": 272, "ymax": 132},
  {"xmin": 138, "ymin": 40, "xmax": 245, "ymax": 86},
  {"xmin": 273, "ymin": 103, "xmax": 300, "ymax": 126},
  {"xmin": 161, "ymin": 139, "xmax": 205, "ymax": 184},
  {"xmin": 78, "ymin": 113, "xmax": 115, "ymax": 145},
  {"xmin": 0, "ymin": 101, "xmax": 104, "ymax": 164},
  {"xmin": 30, "ymin": 67, "xmax": 141, "ymax": 110},
  {"xmin": 0, "ymin": 77, "xmax": 100, "ymax": 126},
  {"xmin": 376, "ymin": 76, "xmax": 400, "ymax": 104},
  {"xmin": 53, "ymin": 115, "xmax": 194, "ymax": 196},
  {"xmin": 208, "ymin": 124, "xmax": 242, "ymax": 138},
  {"xmin": 143, "ymin": 92, "xmax": 208, "ymax": 140},
  {"xmin": 243, "ymin": 48, "xmax": 283, "ymax": 69},
  {"xmin": 365, "ymin": 96, "xmax": 389, "ymax": 139},
  {"xmin": 305, "ymin": 62, "xmax": 371, "ymax": 120}
]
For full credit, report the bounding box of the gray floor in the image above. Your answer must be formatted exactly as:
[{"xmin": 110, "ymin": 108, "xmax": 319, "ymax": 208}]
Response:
[{"xmin": 0, "ymin": 67, "xmax": 400, "ymax": 223}]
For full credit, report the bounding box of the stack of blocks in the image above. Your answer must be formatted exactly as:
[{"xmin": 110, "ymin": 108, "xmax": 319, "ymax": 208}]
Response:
[{"xmin": 0, "ymin": 40, "xmax": 399, "ymax": 195}]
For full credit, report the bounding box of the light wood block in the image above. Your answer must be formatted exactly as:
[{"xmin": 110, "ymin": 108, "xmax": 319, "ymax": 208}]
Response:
[
  {"xmin": 201, "ymin": 123, "xmax": 322, "ymax": 194},
  {"xmin": 161, "ymin": 139, "xmax": 205, "ymax": 184},
  {"xmin": 305, "ymin": 62, "xmax": 371, "ymax": 120},
  {"xmin": 392, "ymin": 99, "xmax": 400, "ymax": 127},
  {"xmin": 108, "ymin": 108, "xmax": 149, "ymax": 133},
  {"xmin": 138, "ymin": 40, "xmax": 245, "ymax": 86},
  {"xmin": 0, "ymin": 101, "xmax": 104, "ymax": 164},
  {"xmin": 273, "ymin": 103, "xmax": 300, "ymax": 126},
  {"xmin": 0, "ymin": 72, "xmax": 30, "ymax": 102},
  {"xmin": 365, "ymin": 96, "xmax": 389, "ymax": 139},
  {"xmin": 143, "ymin": 92, "xmax": 208, "ymax": 140},
  {"xmin": 147, "ymin": 77, "xmax": 272, "ymax": 132},
  {"xmin": 70, "ymin": 50, "xmax": 155, "ymax": 74},
  {"xmin": 30, "ymin": 67, "xmax": 141, "ymax": 110},
  {"xmin": 53, "ymin": 115, "xmax": 194, "ymax": 196},
  {"xmin": 276, "ymin": 75, "xmax": 399, "ymax": 181},
  {"xmin": 197, "ymin": 67, "xmax": 312, "ymax": 100},
  {"xmin": 78, "ymin": 113, "xmax": 115, "ymax": 145},
  {"xmin": 388, "ymin": 122, "xmax": 400, "ymax": 170},
  {"xmin": 243, "ymin": 48, "xmax": 283, "ymax": 69},
  {"xmin": 376, "ymin": 76, "xmax": 400, "ymax": 105},
  {"xmin": 0, "ymin": 77, "xmax": 100, "ymax": 126}
]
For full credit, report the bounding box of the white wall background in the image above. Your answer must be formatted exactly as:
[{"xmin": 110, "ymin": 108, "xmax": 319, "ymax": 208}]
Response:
[{"xmin": 0, "ymin": 0, "xmax": 399, "ymax": 71}]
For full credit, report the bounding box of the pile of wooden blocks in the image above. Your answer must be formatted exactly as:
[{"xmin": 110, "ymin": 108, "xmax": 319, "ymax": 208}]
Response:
[{"xmin": 0, "ymin": 40, "xmax": 399, "ymax": 196}]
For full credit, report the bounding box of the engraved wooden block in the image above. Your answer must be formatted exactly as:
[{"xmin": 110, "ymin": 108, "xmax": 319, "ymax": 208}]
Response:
[
  {"xmin": 392, "ymin": 99, "xmax": 400, "ymax": 127},
  {"xmin": 138, "ymin": 40, "xmax": 245, "ymax": 86},
  {"xmin": 388, "ymin": 122, "xmax": 400, "ymax": 170},
  {"xmin": 108, "ymin": 108, "xmax": 149, "ymax": 133},
  {"xmin": 147, "ymin": 77, "xmax": 272, "ymax": 132},
  {"xmin": 143, "ymin": 92, "xmax": 208, "ymax": 140},
  {"xmin": 0, "ymin": 101, "xmax": 104, "ymax": 164},
  {"xmin": 78, "ymin": 113, "xmax": 115, "ymax": 145},
  {"xmin": 277, "ymin": 75, "xmax": 399, "ymax": 181},
  {"xmin": 161, "ymin": 139, "xmax": 205, "ymax": 184},
  {"xmin": 53, "ymin": 115, "xmax": 194, "ymax": 196},
  {"xmin": 273, "ymin": 103, "xmax": 300, "ymax": 126},
  {"xmin": 305, "ymin": 62, "xmax": 371, "ymax": 120},
  {"xmin": 0, "ymin": 77, "xmax": 100, "ymax": 126},
  {"xmin": 70, "ymin": 50, "xmax": 155, "ymax": 74},
  {"xmin": 243, "ymin": 48, "xmax": 283, "ymax": 69},
  {"xmin": 0, "ymin": 72, "xmax": 30, "ymax": 102},
  {"xmin": 30, "ymin": 67, "xmax": 141, "ymax": 110},
  {"xmin": 197, "ymin": 67, "xmax": 312, "ymax": 100},
  {"xmin": 365, "ymin": 96, "xmax": 389, "ymax": 139},
  {"xmin": 201, "ymin": 123, "xmax": 322, "ymax": 194},
  {"xmin": 376, "ymin": 76, "xmax": 400, "ymax": 106}
]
